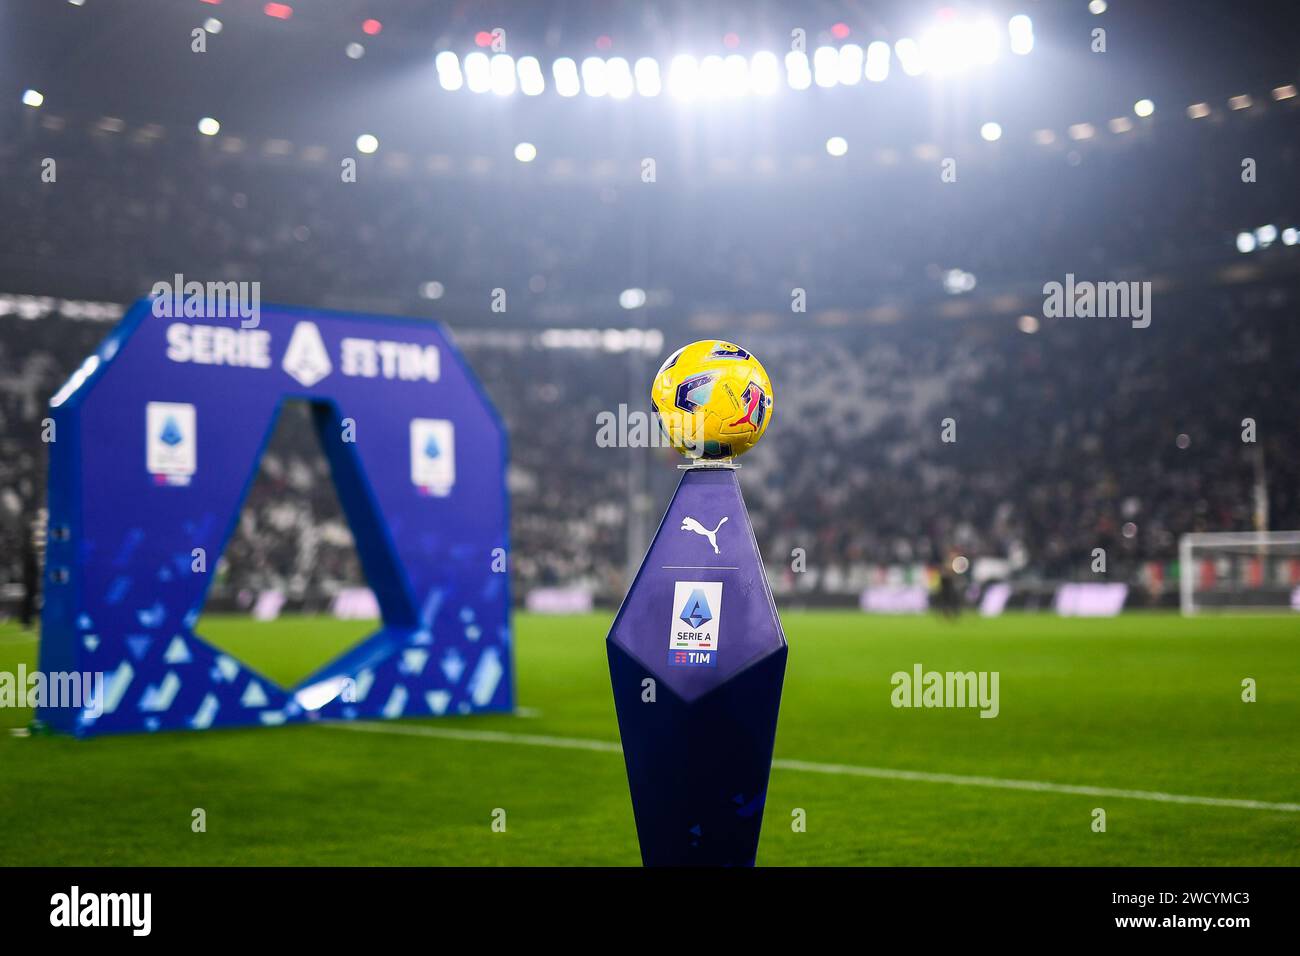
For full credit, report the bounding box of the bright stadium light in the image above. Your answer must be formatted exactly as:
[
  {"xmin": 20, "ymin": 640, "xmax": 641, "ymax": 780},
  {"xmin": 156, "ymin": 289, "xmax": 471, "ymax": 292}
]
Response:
[
  {"xmin": 464, "ymin": 52, "xmax": 491, "ymax": 93},
  {"xmin": 837, "ymin": 44, "xmax": 864, "ymax": 85},
  {"xmin": 920, "ymin": 17, "xmax": 1001, "ymax": 74},
  {"xmin": 865, "ymin": 41, "xmax": 890, "ymax": 81},
  {"xmin": 634, "ymin": 57, "xmax": 661, "ymax": 96},
  {"xmin": 581, "ymin": 56, "xmax": 608, "ymax": 97},
  {"xmin": 668, "ymin": 54, "xmax": 700, "ymax": 99},
  {"xmin": 514, "ymin": 142, "xmax": 537, "ymax": 163},
  {"xmin": 699, "ymin": 55, "xmax": 725, "ymax": 95},
  {"xmin": 980, "ymin": 122, "xmax": 1002, "ymax": 142},
  {"xmin": 1008, "ymin": 15, "xmax": 1034, "ymax": 54},
  {"xmin": 1282, "ymin": 227, "xmax": 1299, "ymax": 246},
  {"xmin": 1236, "ymin": 231, "xmax": 1256, "ymax": 253},
  {"xmin": 619, "ymin": 288, "xmax": 646, "ymax": 309},
  {"xmin": 22, "ymin": 89, "xmax": 44, "ymax": 108},
  {"xmin": 1089, "ymin": 0, "xmax": 1108, "ymax": 13},
  {"xmin": 607, "ymin": 57, "xmax": 635, "ymax": 99},
  {"xmin": 1255, "ymin": 224, "xmax": 1278, "ymax": 247},
  {"xmin": 490, "ymin": 54, "xmax": 517, "ymax": 96},
  {"xmin": 197, "ymin": 116, "xmax": 220, "ymax": 136},
  {"xmin": 1134, "ymin": 98, "xmax": 1155, "ymax": 117},
  {"xmin": 721, "ymin": 54, "xmax": 750, "ymax": 96},
  {"xmin": 436, "ymin": 52, "xmax": 463, "ymax": 91},
  {"xmin": 813, "ymin": 46, "xmax": 839, "ymax": 88},
  {"xmin": 785, "ymin": 51, "xmax": 812, "ymax": 90},
  {"xmin": 826, "ymin": 136, "xmax": 848, "ymax": 157},
  {"xmin": 204, "ymin": 17, "xmax": 223, "ymax": 34},
  {"xmin": 356, "ymin": 133, "xmax": 378, "ymax": 154},
  {"xmin": 553, "ymin": 57, "xmax": 580, "ymax": 97},
  {"xmin": 517, "ymin": 56, "xmax": 545, "ymax": 96},
  {"xmin": 894, "ymin": 38, "xmax": 924, "ymax": 76},
  {"xmin": 750, "ymin": 51, "xmax": 779, "ymax": 94},
  {"xmin": 346, "ymin": 42, "xmax": 365, "ymax": 59},
  {"xmin": 420, "ymin": 281, "xmax": 445, "ymax": 300}
]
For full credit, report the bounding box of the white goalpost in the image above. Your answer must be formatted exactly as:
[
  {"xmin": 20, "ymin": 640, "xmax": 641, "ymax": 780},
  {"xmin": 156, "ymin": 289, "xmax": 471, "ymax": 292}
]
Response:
[{"xmin": 1179, "ymin": 531, "xmax": 1300, "ymax": 615}]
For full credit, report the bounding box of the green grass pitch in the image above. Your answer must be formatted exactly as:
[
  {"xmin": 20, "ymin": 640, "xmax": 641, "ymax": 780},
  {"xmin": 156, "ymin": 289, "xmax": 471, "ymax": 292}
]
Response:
[{"xmin": 1, "ymin": 612, "xmax": 1297, "ymax": 865}]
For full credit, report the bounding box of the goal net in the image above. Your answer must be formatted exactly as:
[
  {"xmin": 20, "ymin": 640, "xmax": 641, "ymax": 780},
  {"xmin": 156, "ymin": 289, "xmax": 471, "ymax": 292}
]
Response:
[{"xmin": 1179, "ymin": 531, "xmax": 1300, "ymax": 615}]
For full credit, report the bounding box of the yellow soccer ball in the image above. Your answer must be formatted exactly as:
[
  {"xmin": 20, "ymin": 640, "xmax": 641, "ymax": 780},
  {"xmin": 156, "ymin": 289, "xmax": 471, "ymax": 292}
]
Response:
[{"xmin": 650, "ymin": 340, "xmax": 774, "ymax": 460}]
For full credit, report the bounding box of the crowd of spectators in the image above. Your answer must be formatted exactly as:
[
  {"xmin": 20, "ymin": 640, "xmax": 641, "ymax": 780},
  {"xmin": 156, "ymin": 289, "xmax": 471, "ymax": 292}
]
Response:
[{"xmin": 1, "ymin": 106, "xmax": 1297, "ymax": 607}]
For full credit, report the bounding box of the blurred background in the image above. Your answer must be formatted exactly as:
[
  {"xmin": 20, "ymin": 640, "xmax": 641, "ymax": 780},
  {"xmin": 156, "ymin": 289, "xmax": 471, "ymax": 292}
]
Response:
[{"xmin": 1, "ymin": 0, "xmax": 1298, "ymax": 616}]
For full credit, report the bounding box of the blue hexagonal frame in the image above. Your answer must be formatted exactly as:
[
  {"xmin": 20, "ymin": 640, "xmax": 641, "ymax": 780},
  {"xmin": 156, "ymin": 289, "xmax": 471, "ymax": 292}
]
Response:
[{"xmin": 38, "ymin": 298, "xmax": 512, "ymax": 737}]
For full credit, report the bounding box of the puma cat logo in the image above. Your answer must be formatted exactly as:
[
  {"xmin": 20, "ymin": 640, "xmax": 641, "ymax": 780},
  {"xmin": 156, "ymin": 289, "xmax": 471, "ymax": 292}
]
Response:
[{"xmin": 681, "ymin": 516, "xmax": 728, "ymax": 554}]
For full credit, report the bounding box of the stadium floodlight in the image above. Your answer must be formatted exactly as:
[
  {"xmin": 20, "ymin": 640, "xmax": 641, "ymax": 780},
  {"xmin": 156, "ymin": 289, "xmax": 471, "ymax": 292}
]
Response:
[
  {"xmin": 1109, "ymin": 116, "xmax": 1133, "ymax": 133},
  {"xmin": 22, "ymin": 88, "xmax": 44, "ymax": 108},
  {"xmin": 1008, "ymin": 15, "xmax": 1033, "ymax": 54},
  {"xmin": 721, "ymin": 54, "xmax": 750, "ymax": 96},
  {"xmin": 1179, "ymin": 531, "xmax": 1300, "ymax": 615},
  {"xmin": 1068, "ymin": 122, "xmax": 1095, "ymax": 140},
  {"xmin": 634, "ymin": 57, "xmax": 661, "ymax": 96},
  {"xmin": 490, "ymin": 54, "xmax": 517, "ymax": 96},
  {"xmin": 1282, "ymin": 227, "xmax": 1299, "ymax": 246},
  {"xmin": 606, "ymin": 57, "xmax": 635, "ymax": 99},
  {"xmin": 1273, "ymin": 84, "xmax": 1298, "ymax": 101},
  {"xmin": 581, "ymin": 56, "xmax": 608, "ymax": 97},
  {"xmin": 618, "ymin": 288, "xmax": 646, "ymax": 309},
  {"xmin": 419, "ymin": 281, "xmax": 445, "ymax": 300},
  {"xmin": 920, "ymin": 16, "xmax": 1001, "ymax": 75},
  {"xmin": 1236, "ymin": 231, "xmax": 1257, "ymax": 253},
  {"xmin": 436, "ymin": 52, "xmax": 463, "ymax": 91},
  {"xmin": 356, "ymin": 133, "xmax": 378, "ymax": 154},
  {"xmin": 865, "ymin": 41, "xmax": 891, "ymax": 81},
  {"xmin": 517, "ymin": 56, "xmax": 545, "ymax": 96},
  {"xmin": 514, "ymin": 142, "xmax": 537, "ymax": 163},
  {"xmin": 1255, "ymin": 224, "xmax": 1278, "ymax": 247},
  {"xmin": 1228, "ymin": 94, "xmax": 1252, "ymax": 110},
  {"xmin": 894, "ymin": 38, "xmax": 924, "ymax": 76},
  {"xmin": 1186, "ymin": 102, "xmax": 1211, "ymax": 118},
  {"xmin": 980, "ymin": 122, "xmax": 1002, "ymax": 141},
  {"xmin": 668, "ymin": 54, "xmax": 700, "ymax": 99},
  {"xmin": 784, "ymin": 51, "xmax": 812, "ymax": 90},
  {"xmin": 553, "ymin": 57, "xmax": 580, "ymax": 97},
  {"xmin": 197, "ymin": 116, "xmax": 221, "ymax": 136},
  {"xmin": 699, "ymin": 55, "xmax": 726, "ymax": 95},
  {"xmin": 1089, "ymin": 0, "xmax": 1108, "ymax": 13},
  {"xmin": 825, "ymin": 136, "xmax": 848, "ymax": 157},
  {"xmin": 464, "ymin": 52, "xmax": 491, "ymax": 93},
  {"xmin": 205, "ymin": 17, "xmax": 223, "ymax": 34},
  {"xmin": 1134, "ymin": 98, "xmax": 1155, "ymax": 117},
  {"xmin": 837, "ymin": 44, "xmax": 864, "ymax": 85},
  {"xmin": 750, "ymin": 51, "xmax": 779, "ymax": 94},
  {"xmin": 346, "ymin": 42, "xmax": 365, "ymax": 60},
  {"xmin": 813, "ymin": 46, "xmax": 839, "ymax": 88}
]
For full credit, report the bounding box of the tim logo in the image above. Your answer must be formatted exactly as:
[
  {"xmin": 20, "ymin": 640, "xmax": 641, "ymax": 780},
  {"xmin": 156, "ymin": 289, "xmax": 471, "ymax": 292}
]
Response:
[
  {"xmin": 145, "ymin": 401, "xmax": 195, "ymax": 485},
  {"xmin": 668, "ymin": 581, "xmax": 722, "ymax": 667}
]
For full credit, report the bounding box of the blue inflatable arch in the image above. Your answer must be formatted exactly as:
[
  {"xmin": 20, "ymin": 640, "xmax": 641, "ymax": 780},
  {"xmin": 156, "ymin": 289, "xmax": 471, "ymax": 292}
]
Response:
[{"xmin": 39, "ymin": 298, "xmax": 512, "ymax": 737}]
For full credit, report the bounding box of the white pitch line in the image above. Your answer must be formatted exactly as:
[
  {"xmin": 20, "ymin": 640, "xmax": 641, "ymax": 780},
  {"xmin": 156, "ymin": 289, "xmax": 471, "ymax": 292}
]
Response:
[{"xmin": 327, "ymin": 721, "xmax": 1300, "ymax": 813}]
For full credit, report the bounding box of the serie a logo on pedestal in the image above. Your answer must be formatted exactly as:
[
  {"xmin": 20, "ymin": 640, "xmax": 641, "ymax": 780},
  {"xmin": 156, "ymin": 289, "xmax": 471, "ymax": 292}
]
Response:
[{"xmin": 669, "ymin": 580, "xmax": 723, "ymax": 667}]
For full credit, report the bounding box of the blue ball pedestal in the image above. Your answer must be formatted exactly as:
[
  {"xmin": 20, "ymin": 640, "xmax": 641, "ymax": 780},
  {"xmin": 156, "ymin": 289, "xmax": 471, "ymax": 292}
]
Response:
[{"xmin": 606, "ymin": 465, "xmax": 787, "ymax": 866}]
